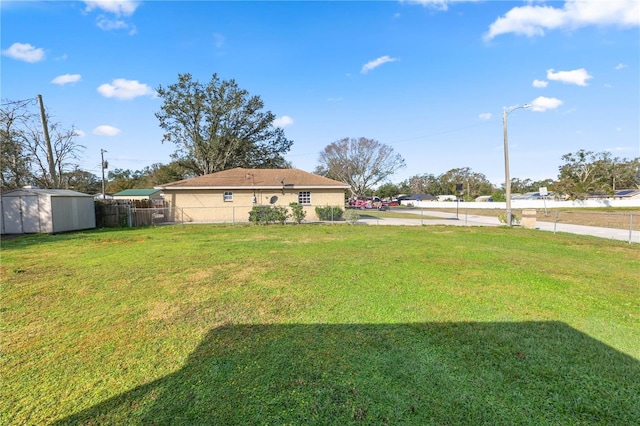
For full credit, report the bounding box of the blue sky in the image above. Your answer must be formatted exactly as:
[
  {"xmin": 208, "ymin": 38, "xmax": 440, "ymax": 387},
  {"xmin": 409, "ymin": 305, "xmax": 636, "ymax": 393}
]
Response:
[{"xmin": 2, "ymin": 0, "xmax": 639, "ymax": 185}]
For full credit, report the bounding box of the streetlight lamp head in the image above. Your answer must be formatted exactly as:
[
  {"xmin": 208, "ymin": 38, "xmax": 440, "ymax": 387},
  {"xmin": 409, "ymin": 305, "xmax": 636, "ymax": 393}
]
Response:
[{"xmin": 523, "ymin": 104, "xmax": 532, "ymax": 109}]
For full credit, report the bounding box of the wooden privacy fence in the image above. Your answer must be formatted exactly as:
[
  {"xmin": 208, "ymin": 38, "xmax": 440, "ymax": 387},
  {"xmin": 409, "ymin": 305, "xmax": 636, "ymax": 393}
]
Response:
[{"xmin": 95, "ymin": 200, "xmax": 168, "ymax": 228}]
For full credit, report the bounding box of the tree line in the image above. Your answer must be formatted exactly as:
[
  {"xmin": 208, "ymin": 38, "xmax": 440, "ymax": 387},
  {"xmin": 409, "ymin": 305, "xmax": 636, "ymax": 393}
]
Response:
[
  {"xmin": 2, "ymin": 74, "xmax": 638, "ymax": 200},
  {"xmin": 372, "ymin": 150, "xmax": 639, "ymax": 201}
]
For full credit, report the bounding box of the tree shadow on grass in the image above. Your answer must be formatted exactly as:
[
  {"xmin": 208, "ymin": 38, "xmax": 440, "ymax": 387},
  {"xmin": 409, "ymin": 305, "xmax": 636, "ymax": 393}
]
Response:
[{"xmin": 56, "ymin": 322, "xmax": 639, "ymax": 425}]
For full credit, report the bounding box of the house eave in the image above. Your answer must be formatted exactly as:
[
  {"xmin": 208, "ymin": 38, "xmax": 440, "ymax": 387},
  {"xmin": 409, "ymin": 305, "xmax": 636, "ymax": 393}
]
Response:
[{"xmin": 156, "ymin": 185, "xmax": 350, "ymax": 190}]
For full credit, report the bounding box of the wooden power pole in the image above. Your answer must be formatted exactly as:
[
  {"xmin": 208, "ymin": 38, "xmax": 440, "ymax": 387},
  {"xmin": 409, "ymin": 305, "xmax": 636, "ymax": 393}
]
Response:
[{"xmin": 37, "ymin": 94, "xmax": 59, "ymax": 188}]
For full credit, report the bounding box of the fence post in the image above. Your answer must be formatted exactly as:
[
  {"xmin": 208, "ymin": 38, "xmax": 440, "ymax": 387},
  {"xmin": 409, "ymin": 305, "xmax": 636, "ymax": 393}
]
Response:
[
  {"xmin": 629, "ymin": 213, "xmax": 633, "ymax": 245},
  {"xmin": 554, "ymin": 210, "xmax": 558, "ymax": 234}
]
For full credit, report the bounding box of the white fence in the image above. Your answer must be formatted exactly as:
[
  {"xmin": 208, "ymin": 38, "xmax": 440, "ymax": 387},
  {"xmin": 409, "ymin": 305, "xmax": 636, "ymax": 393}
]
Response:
[{"xmin": 413, "ymin": 199, "xmax": 640, "ymax": 209}]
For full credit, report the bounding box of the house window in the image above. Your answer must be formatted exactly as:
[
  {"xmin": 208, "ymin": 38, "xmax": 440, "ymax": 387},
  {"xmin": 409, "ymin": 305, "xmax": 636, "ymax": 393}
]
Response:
[
  {"xmin": 223, "ymin": 191, "xmax": 233, "ymax": 202},
  {"xmin": 298, "ymin": 191, "xmax": 311, "ymax": 205}
]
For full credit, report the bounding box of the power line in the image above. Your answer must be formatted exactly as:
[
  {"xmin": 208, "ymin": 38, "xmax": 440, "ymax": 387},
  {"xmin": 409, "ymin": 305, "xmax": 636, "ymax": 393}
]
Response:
[{"xmin": 0, "ymin": 97, "xmax": 38, "ymax": 107}]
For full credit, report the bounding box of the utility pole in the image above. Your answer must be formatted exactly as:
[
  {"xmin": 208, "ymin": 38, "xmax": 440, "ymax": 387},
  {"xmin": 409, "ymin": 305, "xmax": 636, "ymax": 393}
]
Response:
[
  {"xmin": 101, "ymin": 149, "xmax": 108, "ymax": 200},
  {"xmin": 37, "ymin": 94, "xmax": 59, "ymax": 188}
]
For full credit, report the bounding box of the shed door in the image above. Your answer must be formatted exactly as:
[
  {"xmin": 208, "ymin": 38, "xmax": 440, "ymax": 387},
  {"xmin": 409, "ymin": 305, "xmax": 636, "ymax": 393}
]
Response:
[
  {"xmin": 22, "ymin": 195, "xmax": 41, "ymax": 233},
  {"xmin": 1, "ymin": 196, "xmax": 40, "ymax": 234},
  {"xmin": 2, "ymin": 197, "xmax": 23, "ymax": 234}
]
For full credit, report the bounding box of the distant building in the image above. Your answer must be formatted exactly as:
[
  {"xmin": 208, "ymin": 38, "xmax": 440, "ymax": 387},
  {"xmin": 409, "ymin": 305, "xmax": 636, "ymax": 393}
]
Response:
[
  {"xmin": 475, "ymin": 195, "xmax": 494, "ymax": 202},
  {"xmin": 94, "ymin": 193, "xmax": 114, "ymax": 201},
  {"xmin": 397, "ymin": 193, "xmax": 438, "ymax": 206},
  {"xmin": 112, "ymin": 189, "xmax": 164, "ymax": 202}
]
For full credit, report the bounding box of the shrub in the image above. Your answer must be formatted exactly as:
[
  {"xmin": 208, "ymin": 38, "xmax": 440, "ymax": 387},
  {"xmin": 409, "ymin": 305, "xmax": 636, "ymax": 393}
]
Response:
[
  {"xmin": 344, "ymin": 209, "xmax": 360, "ymax": 225},
  {"xmin": 272, "ymin": 206, "xmax": 289, "ymax": 225},
  {"xmin": 497, "ymin": 212, "xmax": 520, "ymax": 225},
  {"xmin": 315, "ymin": 205, "xmax": 343, "ymax": 221},
  {"xmin": 249, "ymin": 205, "xmax": 289, "ymax": 225},
  {"xmin": 289, "ymin": 202, "xmax": 306, "ymax": 224}
]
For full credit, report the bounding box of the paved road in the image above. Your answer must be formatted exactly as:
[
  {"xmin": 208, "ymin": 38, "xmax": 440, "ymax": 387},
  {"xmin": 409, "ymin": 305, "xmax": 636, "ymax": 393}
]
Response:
[{"xmin": 356, "ymin": 209, "xmax": 639, "ymax": 244}]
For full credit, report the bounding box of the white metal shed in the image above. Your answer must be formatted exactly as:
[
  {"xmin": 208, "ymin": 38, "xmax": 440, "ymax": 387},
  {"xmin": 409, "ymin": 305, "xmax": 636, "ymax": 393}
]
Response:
[{"xmin": 1, "ymin": 188, "xmax": 96, "ymax": 234}]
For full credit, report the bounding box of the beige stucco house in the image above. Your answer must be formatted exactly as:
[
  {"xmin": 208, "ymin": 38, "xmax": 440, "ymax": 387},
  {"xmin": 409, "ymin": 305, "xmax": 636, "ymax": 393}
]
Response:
[{"xmin": 155, "ymin": 168, "xmax": 350, "ymax": 223}]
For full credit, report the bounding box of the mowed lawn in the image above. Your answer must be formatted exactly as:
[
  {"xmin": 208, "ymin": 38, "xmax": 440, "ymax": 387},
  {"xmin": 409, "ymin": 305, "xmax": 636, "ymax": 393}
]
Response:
[{"xmin": 1, "ymin": 224, "xmax": 639, "ymax": 425}]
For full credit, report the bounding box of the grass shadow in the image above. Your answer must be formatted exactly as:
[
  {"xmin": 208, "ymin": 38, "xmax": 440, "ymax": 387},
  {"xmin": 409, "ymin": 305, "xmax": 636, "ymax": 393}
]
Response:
[{"xmin": 55, "ymin": 322, "xmax": 639, "ymax": 425}]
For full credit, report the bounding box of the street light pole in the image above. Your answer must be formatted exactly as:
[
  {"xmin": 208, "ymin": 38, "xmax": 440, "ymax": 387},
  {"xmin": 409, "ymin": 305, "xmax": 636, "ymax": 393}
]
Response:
[{"xmin": 503, "ymin": 104, "xmax": 531, "ymax": 226}]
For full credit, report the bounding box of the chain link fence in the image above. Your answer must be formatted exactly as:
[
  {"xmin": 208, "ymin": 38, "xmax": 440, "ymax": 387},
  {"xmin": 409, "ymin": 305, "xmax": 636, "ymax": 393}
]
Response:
[{"xmin": 95, "ymin": 204, "xmax": 350, "ymax": 227}]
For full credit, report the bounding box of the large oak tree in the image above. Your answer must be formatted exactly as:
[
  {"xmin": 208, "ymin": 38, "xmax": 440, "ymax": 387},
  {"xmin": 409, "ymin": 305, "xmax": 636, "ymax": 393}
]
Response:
[
  {"xmin": 315, "ymin": 137, "xmax": 405, "ymax": 197},
  {"xmin": 155, "ymin": 73, "xmax": 293, "ymax": 176}
]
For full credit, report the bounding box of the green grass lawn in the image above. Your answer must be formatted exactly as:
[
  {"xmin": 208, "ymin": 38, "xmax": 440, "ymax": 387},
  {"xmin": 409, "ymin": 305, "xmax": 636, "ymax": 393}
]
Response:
[{"xmin": 2, "ymin": 224, "xmax": 639, "ymax": 425}]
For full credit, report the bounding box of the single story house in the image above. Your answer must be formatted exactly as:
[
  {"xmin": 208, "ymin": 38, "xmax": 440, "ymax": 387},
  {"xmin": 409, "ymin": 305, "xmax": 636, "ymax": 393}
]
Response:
[
  {"xmin": 1, "ymin": 188, "xmax": 95, "ymax": 234},
  {"xmin": 613, "ymin": 189, "xmax": 640, "ymax": 200},
  {"xmin": 155, "ymin": 167, "xmax": 351, "ymax": 223},
  {"xmin": 112, "ymin": 189, "xmax": 164, "ymax": 202}
]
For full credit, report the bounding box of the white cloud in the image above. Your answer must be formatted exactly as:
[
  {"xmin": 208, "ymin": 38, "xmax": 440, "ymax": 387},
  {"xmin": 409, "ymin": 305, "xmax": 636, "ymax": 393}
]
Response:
[
  {"xmin": 74, "ymin": 129, "xmax": 87, "ymax": 138},
  {"xmin": 361, "ymin": 55, "xmax": 398, "ymax": 74},
  {"xmin": 93, "ymin": 125, "xmax": 121, "ymax": 136},
  {"xmin": 401, "ymin": 0, "xmax": 451, "ymax": 11},
  {"xmin": 85, "ymin": 2, "xmax": 138, "ymax": 33},
  {"xmin": 484, "ymin": 0, "xmax": 639, "ymax": 40},
  {"xmin": 478, "ymin": 113, "xmax": 492, "ymax": 120},
  {"xmin": 51, "ymin": 74, "xmax": 82, "ymax": 85},
  {"xmin": 547, "ymin": 68, "xmax": 592, "ymax": 86},
  {"xmin": 212, "ymin": 33, "xmax": 225, "ymax": 49},
  {"xmin": 95, "ymin": 17, "xmax": 137, "ymax": 34},
  {"xmin": 97, "ymin": 78, "xmax": 155, "ymax": 100},
  {"xmin": 1, "ymin": 42, "xmax": 45, "ymax": 63},
  {"xmin": 530, "ymin": 96, "xmax": 563, "ymax": 112},
  {"xmin": 84, "ymin": 0, "xmax": 139, "ymax": 17},
  {"xmin": 273, "ymin": 116, "xmax": 294, "ymax": 128},
  {"xmin": 97, "ymin": 17, "xmax": 123, "ymax": 29},
  {"xmin": 532, "ymin": 79, "xmax": 548, "ymax": 88},
  {"xmin": 615, "ymin": 63, "xmax": 627, "ymax": 70}
]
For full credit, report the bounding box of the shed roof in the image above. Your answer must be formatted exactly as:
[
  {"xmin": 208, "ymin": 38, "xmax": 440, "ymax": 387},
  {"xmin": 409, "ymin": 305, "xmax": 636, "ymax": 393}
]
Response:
[
  {"xmin": 156, "ymin": 168, "xmax": 350, "ymax": 190},
  {"xmin": 113, "ymin": 189, "xmax": 163, "ymax": 197},
  {"xmin": 1, "ymin": 188, "xmax": 93, "ymax": 197}
]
